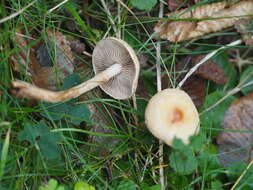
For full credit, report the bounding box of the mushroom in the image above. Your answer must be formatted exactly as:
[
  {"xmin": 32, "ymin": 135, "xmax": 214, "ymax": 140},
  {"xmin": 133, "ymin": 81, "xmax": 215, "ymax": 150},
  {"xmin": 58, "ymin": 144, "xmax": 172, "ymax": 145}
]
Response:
[
  {"xmin": 145, "ymin": 88, "xmax": 199, "ymax": 146},
  {"xmin": 12, "ymin": 37, "xmax": 140, "ymax": 102}
]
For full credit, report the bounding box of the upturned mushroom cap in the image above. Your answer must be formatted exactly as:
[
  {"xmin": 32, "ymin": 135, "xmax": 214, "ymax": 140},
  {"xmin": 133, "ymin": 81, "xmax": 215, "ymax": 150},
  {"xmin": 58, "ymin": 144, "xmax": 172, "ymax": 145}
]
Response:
[
  {"xmin": 145, "ymin": 88, "xmax": 199, "ymax": 146},
  {"xmin": 92, "ymin": 37, "xmax": 140, "ymax": 99}
]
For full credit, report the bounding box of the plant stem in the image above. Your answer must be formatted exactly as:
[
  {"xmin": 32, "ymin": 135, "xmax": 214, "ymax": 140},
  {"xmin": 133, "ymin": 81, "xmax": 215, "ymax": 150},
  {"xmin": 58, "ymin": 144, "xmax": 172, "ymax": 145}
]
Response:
[
  {"xmin": 12, "ymin": 64, "xmax": 122, "ymax": 103},
  {"xmin": 157, "ymin": 1, "xmax": 165, "ymax": 190}
]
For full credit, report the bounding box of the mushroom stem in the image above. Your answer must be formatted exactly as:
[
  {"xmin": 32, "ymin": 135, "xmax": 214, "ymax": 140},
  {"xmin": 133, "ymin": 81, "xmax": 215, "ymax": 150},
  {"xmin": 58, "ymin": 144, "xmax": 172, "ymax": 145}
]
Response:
[{"xmin": 12, "ymin": 63, "xmax": 122, "ymax": 102}]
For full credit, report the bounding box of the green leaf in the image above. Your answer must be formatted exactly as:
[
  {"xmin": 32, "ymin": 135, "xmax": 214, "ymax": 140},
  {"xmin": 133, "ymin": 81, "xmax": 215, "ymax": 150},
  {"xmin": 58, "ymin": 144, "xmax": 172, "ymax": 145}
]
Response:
[
  {"xmin": 67, "ymin": 104, "xmax": 90, "ymax": 125},
  {"xmin": 18, "ymin": 122, "xmax": 41, "ymax": 145},
  {"xmin": 61, "ymin": 73, "xmax": 81, "ymax": 90},
  {"xmin": 140, "ymin": 184, "xmax": 161, "ymax": 190},
  {"xmin": 40, "ymin": 74, "xmax": 90, "ymax": 125},
  {"xmin": 38, "ymin": 179, "xmax": 66, "ymax": 190},
  {"xmin": 74, "ymin": 181, "xmax": 95, "ymax": 190},
  {"xmin": 201, "ymin": 91, "xmax": 236, "ymax": 138},
  {"xmin": 41, "ymin": 102, "xmax": 68, "ymax": 120},
  {"xmin": 116, "ymin": 180, "xmax": 137, "ymax": 190},
  {"xmin": 198, "ymin": 152, "xmax": 219, "ymax": 173},
  {"xmin": 131, "ymin": 0, "xmax": 157, "ymax": 11},
  {"xmin": 169, "ymin": 149, "xmax": 198, "ymax": 175},
  {"xmin": 240, "ymin": 66, "xmax": 253, "ymax": 95},
  {"xmin": 172, "ymin": 138, "xmax": 188, "ymax": 150},
  {"xmin": 189, "ymin": 135, "xmax": 206, "ymax": 152},
  {"xmin": 18, "ymin": 121, "xmax": 62, "ymax": 161},
  {"xmin": 211, "ymin": 181, "xmax": 223, "ymax": 190}
]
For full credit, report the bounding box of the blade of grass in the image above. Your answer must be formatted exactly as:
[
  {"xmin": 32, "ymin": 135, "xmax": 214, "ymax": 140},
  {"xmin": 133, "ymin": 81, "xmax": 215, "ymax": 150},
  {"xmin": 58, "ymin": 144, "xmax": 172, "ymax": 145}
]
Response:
[
  {"xmin": 0, "ymin": 128, "xmax": 11, "ymax": 181},
  {"xmin": 65, "ymin": 2, "xmax": 96, "ymax": 45}
]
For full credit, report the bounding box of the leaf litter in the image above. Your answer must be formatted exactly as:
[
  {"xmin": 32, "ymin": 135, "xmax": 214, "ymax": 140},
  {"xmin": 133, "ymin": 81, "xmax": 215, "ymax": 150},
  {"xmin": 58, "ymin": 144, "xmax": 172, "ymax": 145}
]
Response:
[
  {"xmin": 217, "ymin": 93, "xmax": 253, "ymax": 166},
  {"xmin": 175, "ymin": 55, "xmax": 228, "ymax": 108},
  {"xmin": 11, "ymin": 28, "xmax": 74, "ymax": 90},
  {"xmin": 6, "ymin": 0, "xmax": 253, "ymax": 188},
  {"xmin": 155, "ymin": 0, "xmax": 253, "ymax": 42}
]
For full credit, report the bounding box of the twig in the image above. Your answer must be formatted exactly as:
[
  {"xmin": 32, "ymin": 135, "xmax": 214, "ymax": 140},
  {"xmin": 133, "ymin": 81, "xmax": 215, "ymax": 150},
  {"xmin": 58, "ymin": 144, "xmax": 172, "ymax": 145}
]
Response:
[
  {"xmin": 0, "ymin": 0, "xmax": 37, "ymax": 24},
  {"xmin": 157, "ymin": 1, "xmax": 165, "ymax": 190},
  {"xmin": 178, "ymin": 39, "xmax": 242, "ymax": 88},
  {"xmin": 48, "ymin": 0, "xmax": 69, "ymax": 13},
  {"xmin": 230, "ymin": 159, "xmax": 253, "ymax": 190},
  {"xmin": 201, "ymin": 79, "xmax": 253, "ymax": 115}
]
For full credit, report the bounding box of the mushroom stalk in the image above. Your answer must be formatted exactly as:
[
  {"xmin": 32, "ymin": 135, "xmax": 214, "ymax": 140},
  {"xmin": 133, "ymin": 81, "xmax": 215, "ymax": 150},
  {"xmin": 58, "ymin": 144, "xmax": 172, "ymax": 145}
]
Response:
[{"xmin": 12, "ymin": 63, "xmax": 122, "ymax": 103}]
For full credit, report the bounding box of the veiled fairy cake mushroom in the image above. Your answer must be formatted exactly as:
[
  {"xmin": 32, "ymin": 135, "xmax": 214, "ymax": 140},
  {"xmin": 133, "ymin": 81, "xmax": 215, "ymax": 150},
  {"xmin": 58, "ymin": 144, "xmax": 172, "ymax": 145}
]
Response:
[
  {"xmin": 145, "ymin": 88, "xmax": 199, "ymax": 146},
  {"xmin": 12, "ymin": 37, "xmax": 140, "ymax": 102}
]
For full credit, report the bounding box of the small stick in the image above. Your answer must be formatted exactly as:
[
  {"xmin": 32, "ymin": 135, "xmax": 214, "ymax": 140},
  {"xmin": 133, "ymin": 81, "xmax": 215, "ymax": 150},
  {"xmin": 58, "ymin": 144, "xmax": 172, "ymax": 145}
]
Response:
[
  {"xmin": 12, "ymin": 64, "xmax": 122, "ymax": 102},
  {"xmin": 0, "ymin": 0, "xmax": 37, "ymax": 24},
  {"xmin": 48, "ymin": 0, "xmax": 69, "ymax": 13},
  {"xmin": 178, "ymin": 39, "xmax": 242, "ymax": 88},
  {"xmin": 230, "ymin": 159, "xmax": 253, "ymax": 190},
  {"xmin": 157, "ymin": 1, "xmax": 165, "ymax": 190}
]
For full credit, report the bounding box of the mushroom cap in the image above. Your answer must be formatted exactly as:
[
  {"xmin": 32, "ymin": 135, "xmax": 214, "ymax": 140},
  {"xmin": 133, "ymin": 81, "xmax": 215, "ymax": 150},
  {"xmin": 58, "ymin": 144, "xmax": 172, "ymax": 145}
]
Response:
[
  {"xmin": 92, "ymin": 37, "xmax": 140, "ymax": 99},
  {"xmin": 145, "ymin": 88, "xmax": 199, "ymax": 146}
]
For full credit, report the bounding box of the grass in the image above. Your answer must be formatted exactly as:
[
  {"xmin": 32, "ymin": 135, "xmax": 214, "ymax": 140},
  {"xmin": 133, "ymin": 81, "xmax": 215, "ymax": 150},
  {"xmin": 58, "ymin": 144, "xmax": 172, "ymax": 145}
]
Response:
[{"xmin": 1, "ymin": 0, "xmax": 253, "ymax": 189}]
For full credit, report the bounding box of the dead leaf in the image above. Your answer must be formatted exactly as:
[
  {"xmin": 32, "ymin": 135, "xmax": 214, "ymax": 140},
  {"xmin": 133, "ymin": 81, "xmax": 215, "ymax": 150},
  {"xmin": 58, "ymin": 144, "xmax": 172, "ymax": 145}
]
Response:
[
  {"xmin": 79, "ymin": 96, "xmax": 120, "ymax": 158},
  {"xmin": 168, "ymin": 0, "xmax": 184, "ymax": 11},
  {"xmin": 192, "ymin": 55, "xmax": 228, "ymax": 85},
  {"xmin": 217, "ymin": 93, "xmax": 253, "ymax": 166},
  {"xmin": 174, "ymin": 55, "xmax": 227, "ymax": 108},
  {"xmin": 136, "ymin": 79, "xmax": 149, "ymax": 98},
  {"xmin": 181, "ymin": 75, "xmax": 206, "ymax": 108},
  {"xmin": 11, "ymin": 28, "xmax": 74, "ymax": 90},
  {"xmin": 67, "ymin": 37, "xmax": 86, "ymax": 55},
  {"xmin": 155, "ymin": 0, "xmax": 253, "ymax": 42},
  {"xmin": 235, "ymin": 19, "xmax": 253, "ymax": 46}
]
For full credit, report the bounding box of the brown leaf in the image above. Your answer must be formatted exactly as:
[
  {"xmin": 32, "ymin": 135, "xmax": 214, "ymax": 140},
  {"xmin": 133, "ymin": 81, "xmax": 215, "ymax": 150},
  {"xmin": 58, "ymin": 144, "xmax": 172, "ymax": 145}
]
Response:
[
  {"xmin": 217, "ymin": 93, "xmax": 253, "ymax": 166},
  {"xmin": 174, "ymin": 55, "xmax": 228, "ymax": 108},
  {"xmin": 235, "ymin": 19, "xmax": 253, "ymax": 46},
  {"xmin": 67, "ymin": 37, "xmax": 86, "ymax": 55},
  {"xmin": 181, "ymin": 76, "xmax": 206, "ymax": 108},
  {"xmin": 155, "ymin": 0, "xmax": 253, "ymax": 42},
  {"xmin": 11, "ymin": 28, "xmax": 74, "ymax": 90},
  {"xmin": 80, "ymin": 98, "xmax": 121, "ymax": 158},
  {"xmin": 173, "ymin": 57, "xmax": 206, "ymax": 108},
  {"xmin": 168, "ymin": 0, "xmax": 184, "ymax": 11},
  {"xmin": 192, "ymin": 55, "xmax": 228, "ymax": 85}
]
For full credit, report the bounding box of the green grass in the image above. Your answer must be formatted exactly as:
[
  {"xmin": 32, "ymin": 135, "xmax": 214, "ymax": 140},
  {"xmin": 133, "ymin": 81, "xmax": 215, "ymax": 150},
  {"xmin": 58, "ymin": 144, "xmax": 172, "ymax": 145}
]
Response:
[{"xmin": 1, "ymin": 0, "xmax": 253, "ymax": 189}]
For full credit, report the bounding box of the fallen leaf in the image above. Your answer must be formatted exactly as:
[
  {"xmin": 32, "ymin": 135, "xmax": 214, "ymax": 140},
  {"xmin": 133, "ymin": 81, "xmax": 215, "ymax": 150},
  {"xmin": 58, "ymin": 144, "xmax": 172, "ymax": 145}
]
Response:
[
  {"xmin": 168, "ymin": 0, "xmax": 184, "ymax": 11},
  {"xmin": 174, "ymin": 58, "xmax": 206, "ymax": 108},
  {"xmin": 11, "ymin": 28, "xmax": 74, "ymax": 90},
  {"xmin": 67, "ymin": 37, "xmax": 86, "ymax": 55},
  {"xmin": 192, "ymin": 55, "xmax": 228, "ymax": 85},
  {"xmin": 155, "ymin": 1, "xmax": 253, "ymax": 42},
  {"xmin": 235, "ymin": 19, "xmax": 253, "ymax": 46},
  {"xmin": 86, "ymin": 102, "xmax": 121, "ymax": 157},
  {"xmin": 201, "ymin": 91, "xmax": 236, "ymax": 138},
  {"xmin": 217, "ymin": 93, "xmax": 253, "ymax": 166},
  {"xmin": 181, "ymin": 76, "xmax": 206, "ymax": 108},
  {"xmin": 175, "ymin": 55, "xmax": 227, "ymax": 108}
]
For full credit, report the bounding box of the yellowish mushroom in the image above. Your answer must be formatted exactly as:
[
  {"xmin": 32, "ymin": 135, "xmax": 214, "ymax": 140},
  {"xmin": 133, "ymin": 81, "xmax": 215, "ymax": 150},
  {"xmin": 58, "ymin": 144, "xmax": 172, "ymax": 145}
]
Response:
[{"xmin": 145, "ymin": 88, "xmax": 199, "ymax": 146}]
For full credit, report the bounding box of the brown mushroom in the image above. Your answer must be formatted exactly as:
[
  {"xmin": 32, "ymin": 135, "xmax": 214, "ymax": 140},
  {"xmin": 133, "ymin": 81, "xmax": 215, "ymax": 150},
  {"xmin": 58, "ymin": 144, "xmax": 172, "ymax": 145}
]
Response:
[
  {"xmin": 12, "ymin": 37, "xmax": 140, "ymax": 102},
  {"xmin": 145, "ymin": 88, "xmax": 200, "ymax": 146}
]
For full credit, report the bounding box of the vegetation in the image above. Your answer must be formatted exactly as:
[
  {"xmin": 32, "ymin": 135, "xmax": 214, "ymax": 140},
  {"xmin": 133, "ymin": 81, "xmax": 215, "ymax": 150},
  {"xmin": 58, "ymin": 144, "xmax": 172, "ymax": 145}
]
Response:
[{"xmin": 0, "ymin": 0, "xmax": 253, "ymax": 189}]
